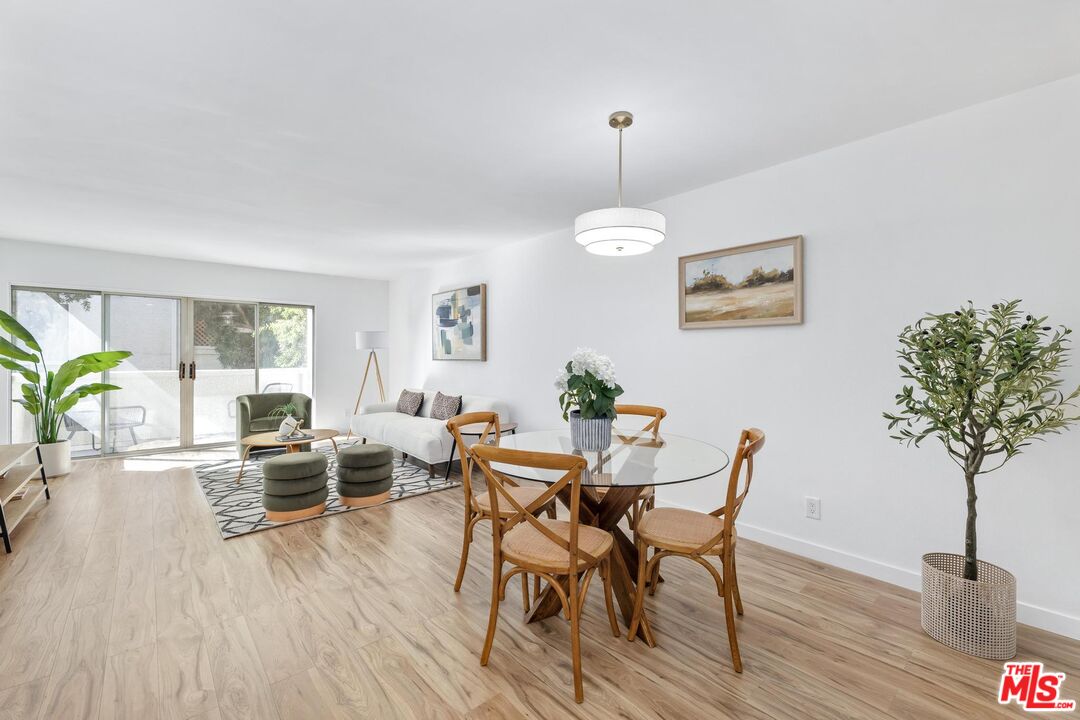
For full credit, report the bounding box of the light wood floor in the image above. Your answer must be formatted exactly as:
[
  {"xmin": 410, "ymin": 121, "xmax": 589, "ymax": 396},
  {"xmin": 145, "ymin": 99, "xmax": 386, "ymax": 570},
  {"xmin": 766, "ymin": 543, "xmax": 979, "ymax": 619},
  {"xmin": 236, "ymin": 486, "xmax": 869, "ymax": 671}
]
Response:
[{"xmin": 0, "ymin": 451, "xmax": 1077, "ymax": 720}]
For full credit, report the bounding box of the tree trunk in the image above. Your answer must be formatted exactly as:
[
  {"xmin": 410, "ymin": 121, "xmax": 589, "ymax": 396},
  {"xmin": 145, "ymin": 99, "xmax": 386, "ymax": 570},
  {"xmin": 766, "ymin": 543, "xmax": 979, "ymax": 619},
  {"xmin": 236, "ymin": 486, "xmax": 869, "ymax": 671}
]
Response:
[{"xmin": 963, "ymin": 471, "xmax": 978, "ymax": 581}]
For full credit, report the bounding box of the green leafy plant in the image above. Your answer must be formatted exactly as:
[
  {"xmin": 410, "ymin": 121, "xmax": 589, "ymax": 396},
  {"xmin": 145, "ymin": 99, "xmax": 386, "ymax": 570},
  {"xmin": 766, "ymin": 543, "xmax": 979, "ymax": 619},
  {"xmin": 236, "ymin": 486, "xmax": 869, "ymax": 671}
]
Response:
[
  {"xmin": 196, "ymin": 302, "xmax": 255, "ymax": 369},
  {"xmin": 0, "ymin": 309, "xmax": 132, "ymax": 445},
  {"xmin": 884, "ymin": 300, "xmax": 1079, "ymax": 581},
  {"xmin": 555, "ymin": 348, "xmax": 624, "ymax": 420},
  {"xmin": 259, "ymin": 305, "xmax": 309, "ymax": 369},
  {"xmin": 268, "ymin": 402, "xmax": 300, "ymax": 418}
]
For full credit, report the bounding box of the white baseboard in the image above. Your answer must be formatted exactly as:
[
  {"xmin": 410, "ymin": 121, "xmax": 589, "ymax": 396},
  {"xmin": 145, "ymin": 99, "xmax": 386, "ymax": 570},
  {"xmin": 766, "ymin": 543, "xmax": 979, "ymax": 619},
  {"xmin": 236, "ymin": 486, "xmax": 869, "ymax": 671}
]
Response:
[{"xmin": 654, "ymin": 498, "xmax": 1080, "ymax": 641}]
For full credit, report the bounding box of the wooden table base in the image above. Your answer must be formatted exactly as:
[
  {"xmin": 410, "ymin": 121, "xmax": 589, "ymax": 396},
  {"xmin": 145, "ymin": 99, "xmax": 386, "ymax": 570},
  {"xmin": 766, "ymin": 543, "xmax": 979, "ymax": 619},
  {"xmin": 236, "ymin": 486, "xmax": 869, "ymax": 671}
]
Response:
[{"xmin": 525, "ymin": 484, "xmax": 655, "ymax": 644}]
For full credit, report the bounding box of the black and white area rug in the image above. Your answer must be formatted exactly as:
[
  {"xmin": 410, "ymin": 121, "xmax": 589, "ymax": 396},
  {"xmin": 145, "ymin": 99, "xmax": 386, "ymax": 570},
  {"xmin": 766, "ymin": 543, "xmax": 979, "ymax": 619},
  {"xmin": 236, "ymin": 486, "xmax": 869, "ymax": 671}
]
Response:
[{"xmin": 195, "ymin": 443, "xmax": 459, "ymax": 538}]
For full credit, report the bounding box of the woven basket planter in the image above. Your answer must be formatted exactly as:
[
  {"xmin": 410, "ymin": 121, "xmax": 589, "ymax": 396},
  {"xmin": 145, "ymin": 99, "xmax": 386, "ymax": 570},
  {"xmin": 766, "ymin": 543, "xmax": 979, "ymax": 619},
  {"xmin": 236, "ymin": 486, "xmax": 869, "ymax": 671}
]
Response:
[{"xmin": 921, "ymin": 552, "xmax": 1016, "ymax": 660}]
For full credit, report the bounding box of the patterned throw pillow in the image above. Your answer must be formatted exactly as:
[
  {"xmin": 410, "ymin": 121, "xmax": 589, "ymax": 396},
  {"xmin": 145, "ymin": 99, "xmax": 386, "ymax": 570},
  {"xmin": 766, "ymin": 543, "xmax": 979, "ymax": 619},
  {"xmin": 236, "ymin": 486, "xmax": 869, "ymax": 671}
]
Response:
[
  {"xmin": 396, "ymin": 389, "xmax": 424, "ymax": 416},
  {"xmin": 430, "ymin": 391, "xmax": 462, "ymax": 421}
]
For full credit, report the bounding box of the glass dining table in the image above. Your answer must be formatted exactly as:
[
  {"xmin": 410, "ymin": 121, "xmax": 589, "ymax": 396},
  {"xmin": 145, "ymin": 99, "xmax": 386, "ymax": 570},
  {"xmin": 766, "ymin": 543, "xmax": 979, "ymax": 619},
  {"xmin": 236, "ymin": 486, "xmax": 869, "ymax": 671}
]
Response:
[{"xmin": 491, "ymin": 428, "xmax": 730, "ymax": 643}]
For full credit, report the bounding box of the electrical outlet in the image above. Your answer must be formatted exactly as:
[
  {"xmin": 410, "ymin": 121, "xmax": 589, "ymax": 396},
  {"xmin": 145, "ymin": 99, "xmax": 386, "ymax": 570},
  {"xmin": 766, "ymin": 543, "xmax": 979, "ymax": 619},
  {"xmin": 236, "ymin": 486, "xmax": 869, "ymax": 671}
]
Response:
[{"xmin": 805, "ymin": 496, "xmax": 821, "ymax": 520}]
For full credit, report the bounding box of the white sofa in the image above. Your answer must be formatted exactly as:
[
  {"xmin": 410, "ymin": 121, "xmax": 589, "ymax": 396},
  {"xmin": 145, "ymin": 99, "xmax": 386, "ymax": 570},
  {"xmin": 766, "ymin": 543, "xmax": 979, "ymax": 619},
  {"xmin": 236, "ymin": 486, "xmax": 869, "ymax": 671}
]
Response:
[{"xmin": 349, "ymin": 390, "xmax": 510, "ymax": 475}]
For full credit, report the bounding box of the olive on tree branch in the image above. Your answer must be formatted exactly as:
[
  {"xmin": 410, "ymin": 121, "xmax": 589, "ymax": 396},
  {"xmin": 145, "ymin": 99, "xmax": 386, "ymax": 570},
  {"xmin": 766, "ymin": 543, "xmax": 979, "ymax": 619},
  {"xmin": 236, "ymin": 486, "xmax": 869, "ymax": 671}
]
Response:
[{"xmin": 884, "ymin": 300, "xmax": 1079, "ymax": 582}]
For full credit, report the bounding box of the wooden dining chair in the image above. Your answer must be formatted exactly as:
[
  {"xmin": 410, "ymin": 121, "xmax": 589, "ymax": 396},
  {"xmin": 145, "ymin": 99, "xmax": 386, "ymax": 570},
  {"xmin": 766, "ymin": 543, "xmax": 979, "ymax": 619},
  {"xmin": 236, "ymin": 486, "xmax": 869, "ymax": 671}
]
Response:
[
  {"xmin": 470, "ymin": 443, "xmax": 620, "ymax": 704},
  {"xmin": 598, "ymin": 404, "xmax": 668, "ymax": 528},
  {"xmin": 446, "ymin": 412, "xmax": 555, "ymax": 607},
  {"xmin": 614, "ymin": 404, "xmax": 666, "ymax": 438},
  {"xmin": 627, "ymin": 427, "xmax": 765, "ymax": 673}
]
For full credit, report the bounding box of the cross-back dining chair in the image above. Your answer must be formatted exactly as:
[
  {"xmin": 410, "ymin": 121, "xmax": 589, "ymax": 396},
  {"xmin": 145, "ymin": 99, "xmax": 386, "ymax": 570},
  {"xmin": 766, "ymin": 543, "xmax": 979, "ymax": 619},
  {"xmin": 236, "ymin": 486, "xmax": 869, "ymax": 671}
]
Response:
[
  {"xmin": 597, "ymin": 404, "xmax": 668, "ymax": 528},
  {"xmin": 627, "ymin": 427, "xmax": 765, "ymax": 673},
  {"xmin": 446, "ymin": 412, "xmax": 555, "ymax": 606},
  {"xmin": 614, "ymin": 404, "xmax": 666, "ymax": 437},
  {"xmin": 470, "ymin": 443, "xmax": 620, "ymax": 704}
]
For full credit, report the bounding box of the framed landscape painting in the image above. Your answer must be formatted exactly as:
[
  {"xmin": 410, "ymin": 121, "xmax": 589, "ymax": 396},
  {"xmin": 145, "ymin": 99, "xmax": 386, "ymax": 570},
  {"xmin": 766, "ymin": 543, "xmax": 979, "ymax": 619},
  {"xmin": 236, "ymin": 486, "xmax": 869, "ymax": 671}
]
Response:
[
  {"xmin": 432, "ymin": 284, "xmax": 487, "ymax": 360},
  {"xmin": 679, "ymin": 235, "xmax": 804, "ymax": 329}
]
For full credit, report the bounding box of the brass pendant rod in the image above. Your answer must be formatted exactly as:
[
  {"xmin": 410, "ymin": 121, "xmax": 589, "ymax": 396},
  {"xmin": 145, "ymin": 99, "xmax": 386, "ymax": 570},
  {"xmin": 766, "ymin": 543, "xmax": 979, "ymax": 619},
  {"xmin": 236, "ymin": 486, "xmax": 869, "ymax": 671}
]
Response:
[{"xmin": 617, "ymin": 128, "xmax": 623, "ymax": 208}]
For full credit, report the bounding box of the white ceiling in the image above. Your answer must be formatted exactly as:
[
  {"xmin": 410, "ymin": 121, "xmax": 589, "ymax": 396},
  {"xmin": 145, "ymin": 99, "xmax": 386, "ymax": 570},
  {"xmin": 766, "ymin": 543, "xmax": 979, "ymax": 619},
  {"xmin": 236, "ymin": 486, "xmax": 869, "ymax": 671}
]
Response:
[{"xmin": 2, "ymin": 1, "xmax": 1079, "ymax": 279}]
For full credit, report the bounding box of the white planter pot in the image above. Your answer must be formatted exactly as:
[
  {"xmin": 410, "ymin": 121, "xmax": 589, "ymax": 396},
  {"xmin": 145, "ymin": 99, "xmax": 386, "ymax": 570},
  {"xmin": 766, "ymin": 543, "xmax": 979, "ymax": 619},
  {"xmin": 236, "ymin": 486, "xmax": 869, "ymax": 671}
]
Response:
[
  {"xmin": 38, "ymin": 439, "xmax": 72, "ymax": 478},
  {"xmin": 568, "ymin": 410, "xmax": 613, "ymax": 452},
  {"xmin": 921, "ymin": 552, "xmax": 1016, "ymax": 660}
]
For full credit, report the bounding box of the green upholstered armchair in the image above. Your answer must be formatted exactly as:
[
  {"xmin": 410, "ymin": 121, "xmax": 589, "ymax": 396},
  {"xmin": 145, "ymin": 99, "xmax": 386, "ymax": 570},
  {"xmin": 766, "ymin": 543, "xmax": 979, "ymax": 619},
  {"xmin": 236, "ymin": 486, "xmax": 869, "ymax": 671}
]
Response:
[{"xmin": 236, "ymin": 392, "xmax": 312, "ymax": 453}]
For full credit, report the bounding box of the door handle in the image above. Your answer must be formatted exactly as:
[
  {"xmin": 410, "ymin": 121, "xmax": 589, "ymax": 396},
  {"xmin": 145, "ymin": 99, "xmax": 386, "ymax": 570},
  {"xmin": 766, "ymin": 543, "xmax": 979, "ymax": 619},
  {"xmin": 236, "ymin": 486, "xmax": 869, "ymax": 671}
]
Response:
[
  {"xmin": 179, "ymin": 361, "xmax": 186, "ymax": 380},
  {"xmin": 189, "ymin": 361, "xmax": 196, "ymax": 380}
]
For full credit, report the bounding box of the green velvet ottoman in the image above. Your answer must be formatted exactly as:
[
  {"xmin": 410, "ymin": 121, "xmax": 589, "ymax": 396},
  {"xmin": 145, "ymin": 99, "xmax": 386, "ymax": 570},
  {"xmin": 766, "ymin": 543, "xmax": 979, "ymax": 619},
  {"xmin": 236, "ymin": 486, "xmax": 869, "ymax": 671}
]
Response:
[
  {"xmin": 262, "ymin": 452, "xmax": 329, "ymax": 522},
  {"xmin": 337, "ymin": 443, "xmax": 394, "ymax": 507}
]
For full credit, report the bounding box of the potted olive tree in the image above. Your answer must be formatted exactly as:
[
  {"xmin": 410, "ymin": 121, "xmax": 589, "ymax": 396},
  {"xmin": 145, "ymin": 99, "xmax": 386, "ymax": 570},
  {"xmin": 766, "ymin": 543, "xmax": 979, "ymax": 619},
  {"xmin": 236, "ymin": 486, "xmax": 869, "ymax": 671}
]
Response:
[
  {"xmin": 884, "ymin": 300, "xmax": 1078, "ymax": 659},
  {"xmin": 0, "ymin": 309, "xmax": 131, "ymax": 476}
]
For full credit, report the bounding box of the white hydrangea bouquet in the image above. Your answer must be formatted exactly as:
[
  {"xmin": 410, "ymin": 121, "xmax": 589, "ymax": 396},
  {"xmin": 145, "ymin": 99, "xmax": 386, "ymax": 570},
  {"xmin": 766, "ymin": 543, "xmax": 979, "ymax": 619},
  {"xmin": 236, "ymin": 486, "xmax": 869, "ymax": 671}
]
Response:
[{"xmin": 555, "ymin": 348, "xmax": 624, "ymax": 451}]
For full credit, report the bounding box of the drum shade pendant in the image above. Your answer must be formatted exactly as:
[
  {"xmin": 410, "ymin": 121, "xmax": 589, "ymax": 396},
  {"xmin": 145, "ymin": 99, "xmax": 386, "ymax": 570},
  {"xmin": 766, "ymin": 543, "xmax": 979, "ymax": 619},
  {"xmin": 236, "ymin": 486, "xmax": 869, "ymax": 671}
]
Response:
[{"xmin": 574, "ymin": 111, "xmax": 665, "ymax": 256}]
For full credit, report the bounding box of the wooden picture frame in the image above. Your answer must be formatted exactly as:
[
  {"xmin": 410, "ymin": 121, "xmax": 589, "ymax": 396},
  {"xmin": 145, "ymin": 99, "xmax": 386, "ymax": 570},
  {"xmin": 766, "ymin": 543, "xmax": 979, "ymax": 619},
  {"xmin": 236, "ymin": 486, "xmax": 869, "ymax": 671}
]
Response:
[
  {"xmin": 679, "ymin": 235, "xmax": 804, "ymax": 329},
  {"xmin": 432, "ymin": 284, "xmax": 487, "ymax": 361}
]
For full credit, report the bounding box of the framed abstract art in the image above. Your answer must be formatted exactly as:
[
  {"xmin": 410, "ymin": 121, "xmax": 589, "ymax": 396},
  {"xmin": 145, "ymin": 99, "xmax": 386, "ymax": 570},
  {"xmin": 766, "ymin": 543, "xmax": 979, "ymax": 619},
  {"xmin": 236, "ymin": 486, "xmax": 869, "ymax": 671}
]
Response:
[{"xmin": 432, "ymin": 284, "xmax": 487, "ymax": 360}]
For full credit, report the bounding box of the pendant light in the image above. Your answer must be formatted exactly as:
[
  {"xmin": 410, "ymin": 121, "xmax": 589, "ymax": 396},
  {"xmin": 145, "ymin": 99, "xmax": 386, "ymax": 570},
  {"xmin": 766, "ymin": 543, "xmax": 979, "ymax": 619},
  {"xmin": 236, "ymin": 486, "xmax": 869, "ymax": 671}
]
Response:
[{"xmin": 574, "ymin": 111, "xmax": 666, "ymax": 256}]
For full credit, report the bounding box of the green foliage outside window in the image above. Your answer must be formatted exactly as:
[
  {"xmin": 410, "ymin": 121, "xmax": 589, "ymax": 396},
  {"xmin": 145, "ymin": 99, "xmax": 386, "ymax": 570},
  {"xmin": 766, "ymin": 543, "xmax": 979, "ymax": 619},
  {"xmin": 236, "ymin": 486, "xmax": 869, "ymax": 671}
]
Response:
[{"xmin": 197, "ymin": 303, "xmax": 309, "ymax": 370}]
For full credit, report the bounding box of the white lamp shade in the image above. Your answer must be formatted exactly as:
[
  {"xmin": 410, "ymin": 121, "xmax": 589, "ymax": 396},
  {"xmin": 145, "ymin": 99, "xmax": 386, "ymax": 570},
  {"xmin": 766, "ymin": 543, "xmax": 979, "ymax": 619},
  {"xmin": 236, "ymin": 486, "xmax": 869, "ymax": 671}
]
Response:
[
  {"xmin": 574, "ymin": 207, "xmax": 666, "ymax": 256},
  {"xmin": 355, "ymin": 330, "xmax": 388, "ymax": 350}
]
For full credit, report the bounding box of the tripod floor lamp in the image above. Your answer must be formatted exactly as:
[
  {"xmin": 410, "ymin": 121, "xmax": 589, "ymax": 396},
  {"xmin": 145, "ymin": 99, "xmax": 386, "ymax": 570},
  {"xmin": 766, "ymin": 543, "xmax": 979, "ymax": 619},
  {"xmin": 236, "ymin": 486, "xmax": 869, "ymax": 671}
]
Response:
[{"xmin": 348, "ymin": 331, "xmax": 387, "ymax": 439}]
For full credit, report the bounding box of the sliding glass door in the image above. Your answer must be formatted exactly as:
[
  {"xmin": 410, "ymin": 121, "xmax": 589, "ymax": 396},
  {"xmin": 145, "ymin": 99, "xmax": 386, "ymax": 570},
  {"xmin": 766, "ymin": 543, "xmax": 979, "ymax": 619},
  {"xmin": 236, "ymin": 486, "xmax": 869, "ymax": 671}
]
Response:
[
  {"xmin": 258, "ymin": 304, "xmax": 313, "ymax": 399},
  {"xmin": 9, "ymin": 288, "xmax": 104, "ymax": 457},
  {"xmin": 104, "ymin": 295, "xmax": 182, "ymax": 453},
  {"xmin": 192, "ymin": 300, "xmax": 257, "ymax": 445},
  {"xmin": 8, "ymin": 287, "xmax": 314, "ymax": 455}
]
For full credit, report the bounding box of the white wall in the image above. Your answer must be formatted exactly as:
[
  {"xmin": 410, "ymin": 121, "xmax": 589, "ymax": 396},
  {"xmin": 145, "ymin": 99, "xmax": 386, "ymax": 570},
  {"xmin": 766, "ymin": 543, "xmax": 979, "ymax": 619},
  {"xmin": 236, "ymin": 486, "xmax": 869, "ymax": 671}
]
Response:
[
  {"xmin": 388, "ymin": 75, "xmax": 1080, "ymax": 638},
  {"xmin": 1, "ymin": 238, "xmax": 388, "ymax": 440}
]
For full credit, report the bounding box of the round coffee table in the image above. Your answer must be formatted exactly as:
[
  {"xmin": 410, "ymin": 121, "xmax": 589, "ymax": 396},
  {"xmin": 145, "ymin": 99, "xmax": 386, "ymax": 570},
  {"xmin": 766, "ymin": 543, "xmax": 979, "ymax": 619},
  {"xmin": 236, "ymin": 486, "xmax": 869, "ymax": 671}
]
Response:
[{"xmin": 236, "ymin": 428, "xmax": 340, "ymax": 483}]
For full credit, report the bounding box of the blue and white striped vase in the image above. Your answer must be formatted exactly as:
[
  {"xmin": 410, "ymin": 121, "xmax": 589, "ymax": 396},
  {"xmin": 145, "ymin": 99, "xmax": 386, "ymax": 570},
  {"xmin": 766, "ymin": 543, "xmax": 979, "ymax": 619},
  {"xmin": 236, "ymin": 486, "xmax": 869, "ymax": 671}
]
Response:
[{"xmin": 568, "ymin": 410, "xmax": 613, "ymax": 452}]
